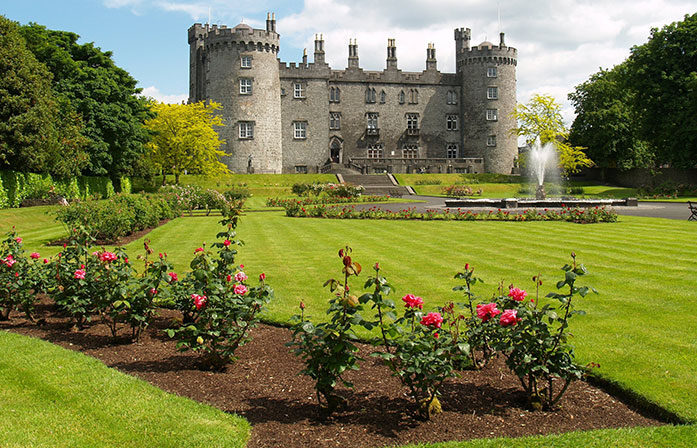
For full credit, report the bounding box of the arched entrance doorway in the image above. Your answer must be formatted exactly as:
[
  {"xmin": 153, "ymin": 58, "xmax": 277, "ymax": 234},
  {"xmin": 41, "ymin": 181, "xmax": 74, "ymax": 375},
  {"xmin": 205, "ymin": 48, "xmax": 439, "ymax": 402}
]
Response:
[{"xmin": 329, "ymin": 137, "xmax": 343, "ymax": 163}]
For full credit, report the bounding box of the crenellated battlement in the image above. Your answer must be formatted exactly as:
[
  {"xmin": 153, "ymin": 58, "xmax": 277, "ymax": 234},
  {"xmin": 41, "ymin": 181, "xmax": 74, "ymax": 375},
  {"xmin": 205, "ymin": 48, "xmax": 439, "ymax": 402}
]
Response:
[{"xmin": 188, "ymin": 23, "xmax": 279, "ymax": 54}]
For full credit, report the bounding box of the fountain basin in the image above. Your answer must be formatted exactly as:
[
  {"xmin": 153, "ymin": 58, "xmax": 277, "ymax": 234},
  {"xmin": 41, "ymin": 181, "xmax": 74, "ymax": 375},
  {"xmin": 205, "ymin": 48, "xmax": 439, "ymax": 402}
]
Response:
[{"xmin": 444, "ymin": 198, "xmax": 639, "ymax": 209}]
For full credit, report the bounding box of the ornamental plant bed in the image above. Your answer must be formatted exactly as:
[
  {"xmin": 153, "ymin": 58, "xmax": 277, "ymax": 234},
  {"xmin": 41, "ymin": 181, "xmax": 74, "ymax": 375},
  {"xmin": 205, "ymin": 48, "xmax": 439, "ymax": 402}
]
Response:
[
  {"xmin": 48, "ymin": 219, "xmax": 171, "ymax": 247},
  {"xmin": 3, "ymin": 300, "xmax": 663, "ymax": 448}
]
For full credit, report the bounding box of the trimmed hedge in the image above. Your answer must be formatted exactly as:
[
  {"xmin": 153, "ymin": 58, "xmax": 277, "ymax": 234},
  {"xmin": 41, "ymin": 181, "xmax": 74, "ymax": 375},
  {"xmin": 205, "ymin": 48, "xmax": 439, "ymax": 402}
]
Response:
[{"xmin": 0, "ymin": 170, "xmax": 131, "ymax": 208}]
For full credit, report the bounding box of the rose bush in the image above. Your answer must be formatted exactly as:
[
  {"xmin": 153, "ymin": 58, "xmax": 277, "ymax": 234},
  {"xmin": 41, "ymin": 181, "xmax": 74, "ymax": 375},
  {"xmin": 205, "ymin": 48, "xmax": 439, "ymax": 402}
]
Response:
[{"xmin": 0, "ymin": 230, "xmax": 48, "ymax": 320}]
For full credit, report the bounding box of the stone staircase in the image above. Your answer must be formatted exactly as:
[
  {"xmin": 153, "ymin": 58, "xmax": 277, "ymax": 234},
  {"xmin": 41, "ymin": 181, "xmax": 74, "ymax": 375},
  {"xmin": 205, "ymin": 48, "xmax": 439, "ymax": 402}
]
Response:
[{"xmin": 338, "ymin": 174, "xmax": 413, "ymax": 197}]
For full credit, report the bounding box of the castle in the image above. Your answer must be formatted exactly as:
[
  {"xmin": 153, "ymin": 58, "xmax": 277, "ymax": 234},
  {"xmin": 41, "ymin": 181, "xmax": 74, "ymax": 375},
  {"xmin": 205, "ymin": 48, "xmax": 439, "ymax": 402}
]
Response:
[{"xmin": 188, "ymin": 14, "xmax": 517, "ymax": 174}]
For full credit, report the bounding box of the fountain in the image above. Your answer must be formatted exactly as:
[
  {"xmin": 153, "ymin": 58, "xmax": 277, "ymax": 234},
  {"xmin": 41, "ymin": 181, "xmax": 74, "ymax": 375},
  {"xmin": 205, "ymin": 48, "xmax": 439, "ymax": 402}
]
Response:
[
  {"xmin": 442, "ymin": 138, "xmax": 639, "ymax": 209},
  {"xmin": 528, "ymin": 140, "xmax": 557, "ymax": 200}
]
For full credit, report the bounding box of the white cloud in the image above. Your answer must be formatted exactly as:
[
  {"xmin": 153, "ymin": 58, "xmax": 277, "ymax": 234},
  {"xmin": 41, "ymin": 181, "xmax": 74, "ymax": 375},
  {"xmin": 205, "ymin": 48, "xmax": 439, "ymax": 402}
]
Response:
[{"xmin": 140, "ymin": 86, "xmax": 188, "ymax": 104}]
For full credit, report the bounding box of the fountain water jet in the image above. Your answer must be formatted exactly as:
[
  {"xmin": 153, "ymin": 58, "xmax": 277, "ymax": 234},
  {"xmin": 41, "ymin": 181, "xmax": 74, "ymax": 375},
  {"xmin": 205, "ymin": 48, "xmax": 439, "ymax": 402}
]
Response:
[{"xmin": 528, "ymin": 140, "xmax": 558, "ymax": 200}]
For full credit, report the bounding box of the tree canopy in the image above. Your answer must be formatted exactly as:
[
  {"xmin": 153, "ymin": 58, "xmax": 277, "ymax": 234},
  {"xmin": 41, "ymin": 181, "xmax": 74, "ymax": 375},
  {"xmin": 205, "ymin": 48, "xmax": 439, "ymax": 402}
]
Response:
[
  {"xmin": 569, "ymin": 13, "xmax": 697, "ymax": 169},
  {"xmin": 568, "ymin": 64, "xmax": 653, "ymax": 169},
  {"xmin": 19, "ymin": 22, "xmax": 152, "ymax": 179},
  {"xmin": 513, "ymin": 94, "xmax": 593, "ymax": 176},
  {"xmin": 0, "ymin": 15, "xmax": 87, "ymax": 177},
  {"xmin": 144, "ymin": 101, "xmax": 228, "ymax": 184}
]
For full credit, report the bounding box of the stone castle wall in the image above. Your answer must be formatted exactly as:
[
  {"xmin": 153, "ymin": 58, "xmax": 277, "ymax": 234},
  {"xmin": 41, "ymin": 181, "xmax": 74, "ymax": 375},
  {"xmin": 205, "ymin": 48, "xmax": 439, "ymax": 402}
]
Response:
[{"xmin": 189, "ymin": 17, "xmax": 518, "ymax": 174}]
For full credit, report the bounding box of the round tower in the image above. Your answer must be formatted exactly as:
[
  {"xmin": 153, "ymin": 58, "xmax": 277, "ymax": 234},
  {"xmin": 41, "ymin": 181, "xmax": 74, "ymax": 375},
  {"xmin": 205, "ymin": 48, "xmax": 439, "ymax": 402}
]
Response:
[
  {"xmin": 455, "ymin": 29, "xmax": 517, "ymax": 174},
  {"xmin": 188, "ymin": 15, "xmax": 282, "ymax": 173}
]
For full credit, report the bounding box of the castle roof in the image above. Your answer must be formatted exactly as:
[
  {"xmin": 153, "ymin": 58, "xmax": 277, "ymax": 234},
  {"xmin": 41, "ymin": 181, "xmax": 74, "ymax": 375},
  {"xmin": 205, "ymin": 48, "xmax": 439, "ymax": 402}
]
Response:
[
  {"xmin": 233, "ymin": 23, "xmax": 252, "ymax": 31},
  {"xmin": 478, "ymin": 41, "xmax": 494, "ymax": 48}
]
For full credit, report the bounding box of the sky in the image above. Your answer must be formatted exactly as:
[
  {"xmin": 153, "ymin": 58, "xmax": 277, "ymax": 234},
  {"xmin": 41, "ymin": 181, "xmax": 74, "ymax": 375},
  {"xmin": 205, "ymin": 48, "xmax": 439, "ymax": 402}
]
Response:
[{"xmin": 2, "ymin": 1, "xmax": 694, "ymax": 124}]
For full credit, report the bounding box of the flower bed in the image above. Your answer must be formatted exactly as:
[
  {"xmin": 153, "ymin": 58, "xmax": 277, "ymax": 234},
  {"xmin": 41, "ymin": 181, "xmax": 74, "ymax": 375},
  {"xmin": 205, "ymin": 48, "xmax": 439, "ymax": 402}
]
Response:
[
  {"xmin": 284, "ymin": 204, "xmax": 618, "ymax": 223},
  {"xmin": 266, "ymin": 195, "xmax": 387, "ymax": 208}
]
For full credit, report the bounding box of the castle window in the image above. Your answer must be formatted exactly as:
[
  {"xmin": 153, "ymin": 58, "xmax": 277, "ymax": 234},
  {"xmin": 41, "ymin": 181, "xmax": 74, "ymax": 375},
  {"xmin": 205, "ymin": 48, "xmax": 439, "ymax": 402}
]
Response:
[
  {"xmin": 365, "ymin": 87, "xmax": 376, "ymax": 104},
  {"xmin": 367, "ymin": 144, "xmax": 383, "ymax": 159},
  {"xmin": 238, "ymin": 121, "xmax": 254, "ymax": 139},
  {"xmin": 294, "ymin": 165, "xmax": 308, "ymax": 174},
  {"xmin": 380, "ymin": 90, "xmax": 386, "ymax": 104},
  {"xmin": 240, "ymin": 56, "xmax": 252, "ymax": 68},
  {"xmin": 447, "ymin": 90, "xmax": 458, "ymax": 105},
  {"xmin": 281, "ymin": 88, "xmax": 286, "ymax": 96},
  {"xmin": 366, "ymin": 113, "xmax": 379, "ymax": 130},
  {"xmin": 402, "ymin": 144, "xmax": 418, "ymax": 159},
  {"xmin": 447, "ymin": 144, "xmax": 459, "ymax": 158},
  {"xmin": 330, "ymin": 87, "xmax": 341, "ymax": 103},
  {"xmin": 487, "ymin": 67, "xmax": 497, "ymax": 78},
  {"xmin": 239, "ymin": 78, "xmax": 252, "ymax": 95},
  {"xmin": 398, "ymin": 90, "xmax": 405, "ymax": 104},
  {"xmin": 330, "ymin": 112, "xmax": 341, "ymax": 130},
  {"xmin": 487, "ymin": 87, "xmax": 498, "ymax": 100},
  {"xmin": 487, "ymin": 135, "xmax": 497, "ymax": 147},
  {"xmin": 293, "ymin": 83, "xmax": 305, "ymax": 98},
  {"xmin": 486, "ymin": 109, "xmax": 498, "ymax": 121},
  {"xmin": 293, "ymin": 121, "xmax": 307, "ymax": 139},
  {"xmin": 406, "ymin": 113, "xmax": 419, "ymax": 130},
  {"xmin": 446, "ymin": 114, "xmax": 458, "ymax": 131},
  {"xmin": 409, "ymin": 89, "xmax": 419, "ymax": 104}
]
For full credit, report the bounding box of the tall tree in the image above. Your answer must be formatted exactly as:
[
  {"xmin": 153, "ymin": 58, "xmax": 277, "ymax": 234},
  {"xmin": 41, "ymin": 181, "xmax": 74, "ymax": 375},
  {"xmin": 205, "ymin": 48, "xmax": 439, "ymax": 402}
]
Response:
[
  {"xmin": 19, "ymin": 23, "xmax": 151, "ymax": 181},
  {"xmin": 625, "ymin": 13, "xmax": 697, "ymax": 168},
  {"xmin": 144, "ymin": 101, "xmax": 228, "ymax": 184},
  {"xmin": 0, "ymin": 15, "xmax": 87, "ymax": 177},
  {"xmin": 568, "ymin": 63, "xmax": 653, "ymax": 170},
  {"xmin": 513, "ymin": 94, "xmax": 593, "ymax": 175}
]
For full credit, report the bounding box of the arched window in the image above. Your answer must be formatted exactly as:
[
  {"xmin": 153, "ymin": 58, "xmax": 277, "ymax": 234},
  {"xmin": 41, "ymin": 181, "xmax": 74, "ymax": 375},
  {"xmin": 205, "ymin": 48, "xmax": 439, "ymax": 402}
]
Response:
[
  {"xmin": 380, "ymin": 90, "xmax": 386, "ymax": 104},
  {"xmin": 365, "ymin": 87, "xmax": 376, "ymax": 103},
  {"xmin": 399, "ymin": 90, "xmax": 405, "ymax": 104},
  {"xmin": 409, "ymin": 89, "xmax": 419, "ymax": 104}
]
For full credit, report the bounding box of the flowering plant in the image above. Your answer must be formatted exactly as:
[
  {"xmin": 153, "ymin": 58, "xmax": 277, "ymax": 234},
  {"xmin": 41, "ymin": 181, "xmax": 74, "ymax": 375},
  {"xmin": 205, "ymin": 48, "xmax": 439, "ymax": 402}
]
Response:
[
  {"xmin": 0, "ymin": 230, "xmax": 48, "ymax": 320},
  {"xmin": 289, "ymin": 246, "xmax": 364, "ymax": 413},
  {"xmin": 167, "ymin": 214, "xmax": 272, "ymax": 370},
  {"xmin": 360, "ymin": 264, "xmax": 463, "ymax": 419},
  {"xmin": 499, "ymin": 253, "xmax": 595, "ymax": 410}
]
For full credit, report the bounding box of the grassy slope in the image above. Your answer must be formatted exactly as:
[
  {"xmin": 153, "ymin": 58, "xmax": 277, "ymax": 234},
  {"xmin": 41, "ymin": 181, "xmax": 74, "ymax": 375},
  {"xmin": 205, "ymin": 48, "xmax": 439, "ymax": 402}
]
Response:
[{"xmin": 0, "ymin": 331, "xmax": 249, "ymax": 448}]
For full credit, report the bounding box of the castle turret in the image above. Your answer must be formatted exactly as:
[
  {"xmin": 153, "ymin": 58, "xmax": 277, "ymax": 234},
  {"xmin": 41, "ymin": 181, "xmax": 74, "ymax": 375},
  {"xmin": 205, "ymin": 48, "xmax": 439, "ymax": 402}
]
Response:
[
  {"xmin": 386, "ymin": 38, "xmax": 398, "ymax": 70},
  {"xmin": 456, "ymin": 29, "xmax": 517, "ymax": 174},
  {"xmin": 188, "ymin": 15, "xmax": 282, "ymax": 173},
  {"xmin": 426, "ymin": 43, "xmax": 437, "ymax": 71},
  {"xmin": 348, "ymin": 39, "xmax": 359, "ymax": 69}
]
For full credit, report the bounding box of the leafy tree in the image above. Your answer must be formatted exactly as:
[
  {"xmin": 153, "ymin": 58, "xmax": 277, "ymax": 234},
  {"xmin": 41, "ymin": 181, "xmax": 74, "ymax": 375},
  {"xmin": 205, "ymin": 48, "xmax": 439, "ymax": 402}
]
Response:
[
  {"xmin": 568, "ymin": 64, "xmax": 653, "ymax": 170},
  {"xmin": 0, "ymin": 15, "xmax": 87, "ymax": 177},
  {"xmin": 19, "ymin": 23, "xmax": 151, "ymax": 181},
  {"xmin": 625, "ymin": 13, "xmax": 697, "ymax": 168},
  {"xmin": 513, "ymin": 94, "xmax": 593, "ymax": 175},
  {"xmin": 144, "ymin": 101, "xmax": 228, "ymax": 184}
]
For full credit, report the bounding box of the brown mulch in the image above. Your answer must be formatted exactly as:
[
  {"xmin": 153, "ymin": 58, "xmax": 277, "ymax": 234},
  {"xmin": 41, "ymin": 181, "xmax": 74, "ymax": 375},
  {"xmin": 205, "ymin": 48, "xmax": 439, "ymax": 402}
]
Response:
[{"xmin": 2, "ymin": 301, "xmax": 664, "ymax": 448}]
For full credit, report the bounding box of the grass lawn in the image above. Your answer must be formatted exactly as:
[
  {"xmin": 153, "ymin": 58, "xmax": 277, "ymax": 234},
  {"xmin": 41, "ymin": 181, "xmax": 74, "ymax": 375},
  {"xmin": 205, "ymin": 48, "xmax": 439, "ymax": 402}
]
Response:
[
  {"xmin": 0, "ymin": 331, "xmax": 249, "ymax": 448},
  {"xmin": 2, "ymin": 205, "xmax": 697, "ymax": 446}
]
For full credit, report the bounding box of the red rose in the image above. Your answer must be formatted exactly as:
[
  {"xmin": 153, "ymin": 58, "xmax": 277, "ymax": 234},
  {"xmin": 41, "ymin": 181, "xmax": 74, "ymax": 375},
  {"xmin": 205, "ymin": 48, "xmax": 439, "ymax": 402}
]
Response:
[{"xmin": 420, "ymin": 312, "xmax": 443, "ymax": 328}]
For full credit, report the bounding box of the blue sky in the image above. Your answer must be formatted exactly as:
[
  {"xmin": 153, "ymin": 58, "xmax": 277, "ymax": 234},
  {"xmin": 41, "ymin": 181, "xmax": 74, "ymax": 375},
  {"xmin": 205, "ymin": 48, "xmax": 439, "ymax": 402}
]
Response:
[{"xmin": 2, "ymin": 1, "xmax": 694, "ymax": 122}]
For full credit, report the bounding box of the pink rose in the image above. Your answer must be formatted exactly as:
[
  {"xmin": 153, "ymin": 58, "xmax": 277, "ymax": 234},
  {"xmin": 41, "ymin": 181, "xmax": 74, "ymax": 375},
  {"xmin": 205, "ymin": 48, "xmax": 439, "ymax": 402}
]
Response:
[
  {"xmin": 226, "ymin": 274, "xmax": 232, "ymax": 282},
  {"xmin": 124, "ymin": 258, "xmax": 128, "ymax": 264},
  {"xmin": 401, "ymin": 294, "xmax": 424, "ymax": 309},
  {"xmin": 4, "ymin": 255, "xmax": 16, "ymax": 267},
  {"xmin": 233, "ymin": 284, "xmax": 247, "ymax": 295},
  {"xmin": 223, "ymin": 239, "xmax": 231, "ymax": 247},
  {"xmin": 192, "ymin": 294, "xmax": 207, "ymax": 310},
  {"xmin": 168, "ymin": 272, "xmax": 178, "ymax": 282},
  {"xmin": 74, "ymin": 269, "xmax": 86, "ymax": 280},
  {"xmin": 100, "ymin": 251, "xmax": 117, "ymax": 263},
  {"xmin": 14, "ymin": 272, "xmax": 19, "ymax": 277},
  {"xmin": 259, "ymin": 273, "xmax": 266, "ymax": 281},
  {"xmin": 30, "ymin": 252, "xmax": 40, "ymax": 259},
  {"xmin": 465, "ymin": 263, "xmax": 470, "ymax": 271},
  {"xmin": 500, "ymin": 309, "xmax": 521, "ymax": 327},
  {"xmin": 420, "ymin": 312, "xmax": 443, "ymax": 328},
  {"xmin": 15, "ymin": 237, "xmax": 22, "ymax": 244},
  {"xmin": 149, "ymin": 288, "xmax": 158, "ymax": 296},
  {"xmin": 240, "ymin": 264, "xmax": 244, "ymax": 269},
  {"xmin": 476, "ymin": 302, "xmax": 501, "ymax": 322},
  {"xmin": 234, "ymin": 272, "xmax": 248, "ymax": 282},
  {"xmin": 194, "ymin": 247, "xmax": 204, "ymax": 253},
  {"xmin": 508, "ymin": 287, "xmax": 527, "ymax": 302},
  {"xmin": 43, "ymin": 258, "xmax": 49, "ymax": 264},
  {"xmin": 92, "ymin": 251, "xmax": 100, "ymax": 257}
]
